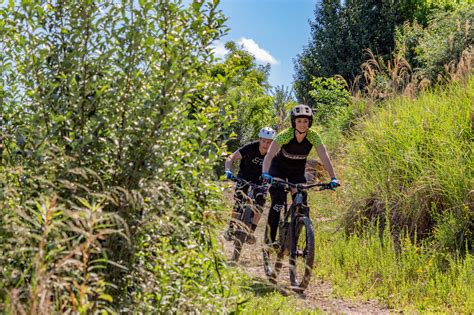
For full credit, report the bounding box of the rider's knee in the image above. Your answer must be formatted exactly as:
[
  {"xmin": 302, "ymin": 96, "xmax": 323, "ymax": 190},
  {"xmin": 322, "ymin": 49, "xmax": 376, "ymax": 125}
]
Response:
[{"xmin": 270, "ymin": 185, "xmax": 286, "ymax": 204}]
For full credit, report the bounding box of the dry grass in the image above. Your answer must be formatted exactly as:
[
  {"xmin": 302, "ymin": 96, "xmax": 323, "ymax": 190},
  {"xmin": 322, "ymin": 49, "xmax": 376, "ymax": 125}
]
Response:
[{"xmin": 353, "ymin": 48, "xmax": 473, "ymax": 102}]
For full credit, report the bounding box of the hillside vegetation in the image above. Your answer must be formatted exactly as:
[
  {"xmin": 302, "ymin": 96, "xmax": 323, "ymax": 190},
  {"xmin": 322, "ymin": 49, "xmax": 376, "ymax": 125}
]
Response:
[{"xmin": 311, "ymin": 78, "xmax": 473, "ymax": 313}]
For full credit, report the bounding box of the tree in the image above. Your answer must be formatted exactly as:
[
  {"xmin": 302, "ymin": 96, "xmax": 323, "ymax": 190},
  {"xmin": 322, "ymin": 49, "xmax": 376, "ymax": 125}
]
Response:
[
  {"xmin": 271, "ymin": 85, "xmax": 296, "ymax": 131},
  {"xmin": 293, "ymin": 0, "xmax": 428, "ymax": 106},
  {"xmin": 211, "ymin": 41, "xmax": 274, "ymax": 149}
]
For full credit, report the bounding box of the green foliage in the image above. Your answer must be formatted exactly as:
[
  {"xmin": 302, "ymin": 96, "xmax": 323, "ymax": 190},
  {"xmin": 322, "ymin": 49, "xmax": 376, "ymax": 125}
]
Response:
[
  {"xmin": 212, "ymin": 41, "xmax": 274, "ymax": 149},
  {"xmin": 271, "ymin": 85, "xmax": 296, "ymax": 131},
  {"xmin": 395, "ymin": 6, "xmax": 474, "ymax": 82},
  {"xmin": 294, "ymin": 0, "xmax": 424, "ymax": 106},
  {"xmin": 343, "ymin": 78, "xmax": 473, "ymax": 253},
  {"xmin": 0, "ymin": 160, "xmax": 126, "ymax": 313},
  {"xmin": 309, "ymin": 77, "xmax": 350, "ymax": 126},
  {"xmin": 1, "ymin": 0, "xmax": 242, "ymax": 312}
]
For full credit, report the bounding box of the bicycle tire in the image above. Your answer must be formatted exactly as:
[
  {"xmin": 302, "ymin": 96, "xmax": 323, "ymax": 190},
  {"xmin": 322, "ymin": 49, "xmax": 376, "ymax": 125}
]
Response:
[
  {"xmin": 289, "ymin": 216, "xmax": 315, "ymax": 291},
  {"xmin": 262, "ymin": 224, "xmax": 284, "ymax": 281},
  {"xmin": 231, "ymin": 205, "xmax": 253, "ymax": 262}
]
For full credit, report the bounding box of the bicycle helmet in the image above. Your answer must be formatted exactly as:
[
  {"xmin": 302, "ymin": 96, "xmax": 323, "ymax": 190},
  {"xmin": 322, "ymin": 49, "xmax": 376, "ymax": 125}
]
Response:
[
  {"xmin": 258, "ymin": 127, "xmax": 276, "ymax": 140},
  {"xmin": 290, "ymin": 104, "xmax": 313, "ymax": 128}
]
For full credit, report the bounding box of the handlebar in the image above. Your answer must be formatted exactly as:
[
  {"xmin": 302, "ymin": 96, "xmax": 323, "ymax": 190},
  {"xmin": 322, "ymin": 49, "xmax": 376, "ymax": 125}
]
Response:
[
  {"xmin": 229, "ymin": 176, "xmax": 339, "ymax": 191},
  {"xmin": 271, "ymin": 178, "xmax": 336, "ymax": 191},
  {"xmin": 230, "ymin": 175, "xmax": 265, "ymax": 189}
]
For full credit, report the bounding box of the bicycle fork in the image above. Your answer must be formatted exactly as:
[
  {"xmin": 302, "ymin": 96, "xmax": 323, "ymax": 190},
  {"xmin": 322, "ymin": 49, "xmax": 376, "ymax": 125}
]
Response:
[{"xmin": 290, "ymin": 192, "xmax": 306, "ymax": 257}]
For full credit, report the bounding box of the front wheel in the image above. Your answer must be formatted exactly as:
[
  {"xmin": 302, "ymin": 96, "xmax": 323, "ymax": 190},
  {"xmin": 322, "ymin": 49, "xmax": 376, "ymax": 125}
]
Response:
[
  {"xmin": 231, "ymin": 205, "xmax": 254, "ymax": 262},
  {"xmin": 262, "ymin": 224, "xmax": 284, "ymax": 282},
  {"xmin": 289, "ymin": 216, "xmax": 315, "ymax": 291}
]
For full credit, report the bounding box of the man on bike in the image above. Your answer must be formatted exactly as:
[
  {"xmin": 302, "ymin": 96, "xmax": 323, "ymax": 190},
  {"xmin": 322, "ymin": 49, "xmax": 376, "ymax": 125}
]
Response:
[
  {"xmin": 224, "ymin": 127, "xmax": 276, "ymax": 244},
  {"xmin": 261, "ymin": 104, "xmax": 340, "ymax": 246}
]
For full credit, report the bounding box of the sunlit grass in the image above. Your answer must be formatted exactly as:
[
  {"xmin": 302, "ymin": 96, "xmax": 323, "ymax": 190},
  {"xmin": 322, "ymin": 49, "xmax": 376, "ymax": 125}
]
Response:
[
  {"xmin": 313, "ymin": 221, "xmax": 473, "ymax": 313},
  {"xmin": 344, "ymin": 79, "xmax": 473, "ymax": 251}
]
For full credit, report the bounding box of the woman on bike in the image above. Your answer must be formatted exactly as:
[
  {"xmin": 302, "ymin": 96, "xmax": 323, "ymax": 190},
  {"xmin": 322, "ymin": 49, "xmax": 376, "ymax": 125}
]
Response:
[
  {"xmin": 261, "ymin": 104, "xmax": 339, "ymax": 245},
  {"xmin": 224, "ymin": 127, "xmax": 276, "ymax": 244}
]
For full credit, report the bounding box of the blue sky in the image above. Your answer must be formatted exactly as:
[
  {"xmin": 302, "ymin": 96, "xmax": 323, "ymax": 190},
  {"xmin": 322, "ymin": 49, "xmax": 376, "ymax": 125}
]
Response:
[{"xmin": 212, "ymin": 0, "xmax": 318, "ymax": 89}]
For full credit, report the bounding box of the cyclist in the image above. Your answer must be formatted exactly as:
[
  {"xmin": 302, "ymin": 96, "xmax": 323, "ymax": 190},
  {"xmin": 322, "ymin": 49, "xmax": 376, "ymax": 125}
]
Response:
[
  {"xmin": 224, "ymin": 127, "xmax": 276, "ymax": 244},
  {"xmin": 261, "ymin": 104, "xmax": 339, "ymax": 245}
]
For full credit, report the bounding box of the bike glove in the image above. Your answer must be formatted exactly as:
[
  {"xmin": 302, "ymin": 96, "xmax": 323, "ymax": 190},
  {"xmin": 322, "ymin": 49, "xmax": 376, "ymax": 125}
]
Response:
[
  {"xmin": 261, "ymin": 172, "xmax": 273, "ymax": 184},
  {"xmin": 330, "ymin": 177, "xmax": 340, "ymax": 190},
  {"xmin": 225, "ymin": 170, "xmax": 233, "ymax": 180}
]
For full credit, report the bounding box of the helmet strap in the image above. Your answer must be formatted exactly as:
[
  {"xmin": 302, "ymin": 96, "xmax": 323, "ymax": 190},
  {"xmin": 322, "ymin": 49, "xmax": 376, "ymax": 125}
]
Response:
[{"xmin": 295, "ymin": 128, "xmax": 307, "ymax": 135}]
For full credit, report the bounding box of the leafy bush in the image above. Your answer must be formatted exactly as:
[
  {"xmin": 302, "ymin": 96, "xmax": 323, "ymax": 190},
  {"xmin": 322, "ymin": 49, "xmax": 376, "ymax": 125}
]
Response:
[
  {"xmin": 1, "ymin": 0, "xmax": 242, "ymax": 312},
  {"xmin": 0, "ymin": 152, "xmax": 127, "ymax": 312},
  {"xmin": 395, "ymin": 6, "xmax": 473, "ymax": 83}
]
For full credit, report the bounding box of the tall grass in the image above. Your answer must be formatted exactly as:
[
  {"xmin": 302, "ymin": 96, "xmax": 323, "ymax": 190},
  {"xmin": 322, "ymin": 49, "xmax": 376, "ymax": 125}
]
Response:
[
  {"xmin": 343, "ymin": 78, "xmax": 473, "ymax": 252},
  {"xmin": 314, "ymin": 222, "xmax": 473, "ymax": 313}
]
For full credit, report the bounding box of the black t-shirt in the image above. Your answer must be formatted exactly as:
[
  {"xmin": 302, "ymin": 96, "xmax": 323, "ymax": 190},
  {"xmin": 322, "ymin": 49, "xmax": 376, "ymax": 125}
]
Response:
[
  {"xmin": 237, "ymin": 141, "xmax": 265, "ymax": 183},
  {"xmin": 271, "ymin": 128, "xmax": 323, "ymax": 171}
]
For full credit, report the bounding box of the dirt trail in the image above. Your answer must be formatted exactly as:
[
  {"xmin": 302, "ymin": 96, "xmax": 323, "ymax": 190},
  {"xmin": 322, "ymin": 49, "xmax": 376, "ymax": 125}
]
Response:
[{"xmin": 219, "ymin": 207, "xmax": 394, "ymax": 314}]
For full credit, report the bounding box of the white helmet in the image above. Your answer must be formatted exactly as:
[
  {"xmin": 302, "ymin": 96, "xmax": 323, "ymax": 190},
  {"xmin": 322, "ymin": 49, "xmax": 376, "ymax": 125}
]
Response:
[{"xmin": 258, "ymin": 127, "xmax": 276, "ymax": 140}]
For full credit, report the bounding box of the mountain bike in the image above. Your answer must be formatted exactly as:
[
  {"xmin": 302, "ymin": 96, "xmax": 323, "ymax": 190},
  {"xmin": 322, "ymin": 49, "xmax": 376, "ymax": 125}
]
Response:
[
  {"xmin": 262, "ymin": 179, "xmax": 334, "ymax": 292},
  {"xmin": 229, "ymin": 176, "xmax": 266, "ymax": 262}
]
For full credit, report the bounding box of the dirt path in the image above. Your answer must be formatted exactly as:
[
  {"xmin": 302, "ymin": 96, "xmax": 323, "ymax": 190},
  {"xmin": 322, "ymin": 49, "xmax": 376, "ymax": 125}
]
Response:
[{"xmin": 219, "ymin": 207, "xmax": 394, "ymax": 314}]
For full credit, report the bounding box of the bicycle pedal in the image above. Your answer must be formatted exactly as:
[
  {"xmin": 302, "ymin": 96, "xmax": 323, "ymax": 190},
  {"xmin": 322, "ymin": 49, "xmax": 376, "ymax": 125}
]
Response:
[{"xmin": 223, "ymin": 229, "xmax": 235, "ymax": 241}]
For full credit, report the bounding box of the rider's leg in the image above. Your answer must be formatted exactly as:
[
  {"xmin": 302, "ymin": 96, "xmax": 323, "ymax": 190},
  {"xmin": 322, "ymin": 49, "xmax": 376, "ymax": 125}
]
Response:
[
  {"xmin": 250, "ymin": 189, "xmax": 266, "ymax": 231},
  {"xmin": 289, "ymin": 173, "xmax": 309, "ymax": 216},
  {"xmin": 266, "ymin": 185, "xmax": 286, "ymax": 244}
]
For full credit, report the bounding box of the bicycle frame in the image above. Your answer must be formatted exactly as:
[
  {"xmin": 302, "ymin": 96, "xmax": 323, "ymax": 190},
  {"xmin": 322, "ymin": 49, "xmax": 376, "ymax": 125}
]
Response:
[
  {"xmin": 229, "ymin": 176, "xmax": 266, "ymax": 262},
  {"xmin": 231, "ymin": 176, "xmax": 266, "ymax": 219},
  {"xmin": 263, "ymin": 178, "xmax": 337, "ymax": 290},
  {"xmin": 272, "ymin": 179, "xmax": 331, "ymax": 251}
]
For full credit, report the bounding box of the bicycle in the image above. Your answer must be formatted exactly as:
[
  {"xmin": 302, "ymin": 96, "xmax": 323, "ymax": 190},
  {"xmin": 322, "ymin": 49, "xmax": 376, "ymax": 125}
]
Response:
[
  {"xmin": 262, "ymin": 179, "xmax": 335, "ymax": 292},
  {"xmin": 228, "ymin": 175, "xmax": 266, "ymax": 262}
]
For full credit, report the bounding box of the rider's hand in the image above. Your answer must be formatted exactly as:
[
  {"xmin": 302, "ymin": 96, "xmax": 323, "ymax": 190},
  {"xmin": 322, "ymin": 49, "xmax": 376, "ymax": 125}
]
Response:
[
  {"xmin": 225, "ymin": 170, "xmax": 233, "ymax": 180},
  {"xmin": 330, "ymin": 177, "xmax": 340, "ymax": 190},
  {"xmin": 261, "ymin": 172, "xmax": 273, "ymax": 185}
]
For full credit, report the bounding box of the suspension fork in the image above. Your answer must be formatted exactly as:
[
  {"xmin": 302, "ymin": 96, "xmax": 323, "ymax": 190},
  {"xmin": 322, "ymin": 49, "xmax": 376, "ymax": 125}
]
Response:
[{"xmin": 290, "ymin": 191, "xmax": 304, "ymax": 256}]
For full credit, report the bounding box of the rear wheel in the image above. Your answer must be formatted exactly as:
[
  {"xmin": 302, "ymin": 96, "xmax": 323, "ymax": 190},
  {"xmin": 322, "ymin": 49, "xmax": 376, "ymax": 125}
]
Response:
[
  {"xmin": 231, "ymin": 229, "xmax": 247, "ymax": 262},
  {"xmin": 289, "ymin": 216, "xmax": 315, "ymax": 291}
]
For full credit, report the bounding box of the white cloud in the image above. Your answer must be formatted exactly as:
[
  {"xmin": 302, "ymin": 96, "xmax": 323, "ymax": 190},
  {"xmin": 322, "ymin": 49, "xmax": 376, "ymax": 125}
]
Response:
[
  {"xmin": 210, "ymin": 38, "xmax": 279, "ymax": 65},
  {"xmin": 238, "ymin": 38, "xmax": 278, "ymax": 65},
  {"xmin": 211, "ymin": 41, "xmax": 227, "ymax": 59}
]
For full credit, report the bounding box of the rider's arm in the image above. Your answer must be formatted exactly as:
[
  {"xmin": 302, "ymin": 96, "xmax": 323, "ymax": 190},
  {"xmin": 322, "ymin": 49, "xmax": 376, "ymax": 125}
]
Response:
[
  {"xmin": 307, "ymin": 129, "xmax": 337, "ymax": 179},
  {"xmin": 316, "ymin": 144, "xmax": 337, "ymax": 178},
  {"xmin": 225, "ymin": 150, "xmax": 242, "ymax": 171},
  {"xmin": 262, "ymin": 141, "xmax": 280, "ymax": 173}
]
